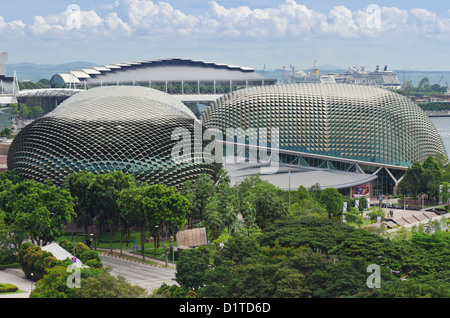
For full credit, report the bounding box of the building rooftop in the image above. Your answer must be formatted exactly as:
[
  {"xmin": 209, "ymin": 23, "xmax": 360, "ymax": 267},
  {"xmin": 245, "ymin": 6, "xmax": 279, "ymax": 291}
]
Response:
[
  {"xmin": 50, "ymin": 58, "xmax": 276, "ymax": 88},
  {"xmin": 224, "ymin": 158, "xmax": 378, "ymax": 190}
]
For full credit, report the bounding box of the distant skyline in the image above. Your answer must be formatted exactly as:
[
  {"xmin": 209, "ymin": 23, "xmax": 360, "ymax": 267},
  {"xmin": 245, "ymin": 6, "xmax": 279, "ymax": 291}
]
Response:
[{"xmin": 1, "ymin": 1, "xmax": 450, "ymax": 71}]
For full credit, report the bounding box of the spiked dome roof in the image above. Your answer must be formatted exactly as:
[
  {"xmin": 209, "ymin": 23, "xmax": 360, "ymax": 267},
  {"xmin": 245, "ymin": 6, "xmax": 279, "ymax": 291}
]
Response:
[
  {"xmin": 8, "ymin": 86, "xmax": 216, "ymax": 186},
  {"xmin": 202, "ymin": 83, "xmax": 448, "ymax": 167}
]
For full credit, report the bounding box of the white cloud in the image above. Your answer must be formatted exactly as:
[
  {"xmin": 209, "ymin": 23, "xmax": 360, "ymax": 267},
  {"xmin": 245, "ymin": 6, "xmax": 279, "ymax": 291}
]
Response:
[
  {"xmin": 108, "ymin": 0, "xmax": 199, "ymax": 37},
  {"xmin": 0, "ymin": 16, "xmax": 26, "ymax": 36},
  {"xmin": 408, "ymin": 8, "xmax": 449, "ymax": 34},
  {"xmin": 3, "ymin": 0, "xmax": 450, "ymax": 59}
]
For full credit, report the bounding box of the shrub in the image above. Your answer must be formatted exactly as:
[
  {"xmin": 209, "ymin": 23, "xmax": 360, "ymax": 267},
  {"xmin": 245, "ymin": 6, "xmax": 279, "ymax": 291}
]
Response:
[
  {"xmin": 58, "ymin": 239, "xmax": 73, "ymax": 252},
  {"xmin": 30, "ymin": 265, "xmax": 80, "ymax": 298},
  {"xmin": 75, "ymin": 270, "xmax": 149, "ymax": 298},
  {"xmin": 0, "ymin": 283, "xmax": 18, "ymax": 293},
  {"xmin": 152, "ymin": 283, "xmax": 197, "ymax": 298},
  {"xmin": 175, "ymin": 246, "xmax": 211, "ymax": 290},
  {"xmin": 59, "ymin": 239, "xmax": 102, "ymax": 268},
  {"xmin": 18, "ymin": 244, "xmax": 59, "ymax": 281},
  {"xmin": 0, "ymin": 249, "xmax": 18, "ymax": 265}
]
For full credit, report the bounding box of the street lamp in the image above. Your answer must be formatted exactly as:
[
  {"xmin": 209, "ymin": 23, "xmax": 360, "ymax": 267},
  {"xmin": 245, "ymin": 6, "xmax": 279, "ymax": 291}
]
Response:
[
  {"xmin": 171, "ymin": 225, "xmax": 179, "ymax": 269},
  {"xmin": 30, "ymin": 273, "xmax": 34, "ymax": 293},
  {"xmin": 297, "ymin": 207, "xmax": 319, "ymax": 219},
  {"xmin": 225, "ymin": 216, "xmax": 252, "ymax": 244}
]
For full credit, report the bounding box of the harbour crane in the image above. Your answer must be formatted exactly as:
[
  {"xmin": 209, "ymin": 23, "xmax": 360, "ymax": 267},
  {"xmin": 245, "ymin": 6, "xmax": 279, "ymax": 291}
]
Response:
[{"xmin": 290, "ymin": 65, "xmax": 295, "ymax": 84}]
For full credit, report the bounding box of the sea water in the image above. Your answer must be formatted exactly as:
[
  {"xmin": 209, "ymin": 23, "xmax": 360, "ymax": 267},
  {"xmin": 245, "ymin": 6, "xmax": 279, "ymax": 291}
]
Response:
[{"xmin": 430, "ymin": 116, "xmax": 450, "ymax": 158}]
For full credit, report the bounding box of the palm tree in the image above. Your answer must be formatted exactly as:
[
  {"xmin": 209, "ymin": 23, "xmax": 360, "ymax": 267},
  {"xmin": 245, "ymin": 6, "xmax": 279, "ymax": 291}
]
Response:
[{"xmin": 0, "ymin": 127, "xmax": 11, "ymax": 138}]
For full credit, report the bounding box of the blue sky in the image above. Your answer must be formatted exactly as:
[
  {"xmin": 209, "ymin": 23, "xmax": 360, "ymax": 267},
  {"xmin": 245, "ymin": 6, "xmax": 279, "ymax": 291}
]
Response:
[{"xmin": 1, "ymin": 1, "xmax": 450, "ymax": 71}]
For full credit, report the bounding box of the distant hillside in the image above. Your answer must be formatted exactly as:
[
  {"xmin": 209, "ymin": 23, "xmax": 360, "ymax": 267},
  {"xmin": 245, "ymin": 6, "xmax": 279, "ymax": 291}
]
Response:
[
  {"xmin": 6, "ymin": 61, "xmax": 97, "ymax": 82},
  {"xmin": 6, "ymin": 60, "xmax": 449, "ymax": 87}
]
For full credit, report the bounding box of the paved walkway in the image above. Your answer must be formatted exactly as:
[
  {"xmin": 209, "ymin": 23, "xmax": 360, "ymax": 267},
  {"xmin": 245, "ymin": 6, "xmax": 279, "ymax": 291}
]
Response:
[
  {"xmin": 0, "ymin": 248, "xmax": 175, "ymax": 298},
  {"xmin": 96, "ymin": 248, "xmax": 176, "ymax": 269},
  {"xmin": 362, "ymin": 205, "xmax": 449, "ymax": 232},
  {"xmin": 0, "ymin": 268, "xmax": 33, "ymax": 298}
]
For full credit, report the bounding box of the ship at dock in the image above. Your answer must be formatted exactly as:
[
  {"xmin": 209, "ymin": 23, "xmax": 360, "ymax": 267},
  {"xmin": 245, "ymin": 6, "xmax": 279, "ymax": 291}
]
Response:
[
  {"xmin": 332, "ymin": 65, "xmax": 401, "ymax": 89},
  {"xmin": 291, "ymin": 64, "xmax": 401, "ymax": 89}
]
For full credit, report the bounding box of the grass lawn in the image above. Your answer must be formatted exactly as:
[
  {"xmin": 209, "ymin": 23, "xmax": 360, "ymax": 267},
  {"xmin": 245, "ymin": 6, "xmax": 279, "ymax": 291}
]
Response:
[
  {"xmin": 58, "ymin": 230, "xmax": 177, "ymax": 263},
  {"xmin": 0, "ymin": 289, "xmax": 27, "ymax": 295}
]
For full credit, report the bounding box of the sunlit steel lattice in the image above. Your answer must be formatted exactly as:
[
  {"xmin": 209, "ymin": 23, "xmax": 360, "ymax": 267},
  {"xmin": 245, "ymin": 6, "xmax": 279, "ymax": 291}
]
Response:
[
  {"xmin": 8, "ymin": 86, "xmax": 217, "ymax": 187},
  {"xmin": 201, "ymin": 83, "xmax": 448, "ymax": 167}
]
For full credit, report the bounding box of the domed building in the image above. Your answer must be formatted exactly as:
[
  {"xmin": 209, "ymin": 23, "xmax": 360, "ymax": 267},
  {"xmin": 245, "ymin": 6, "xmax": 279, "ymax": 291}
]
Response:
[
  {"xmin": 201, "ymin": 83, "xmax": 448, "ymax": 196},
  {"xmin": 8, "ymin": 86, "xmax": 217, "ymax": 187}
]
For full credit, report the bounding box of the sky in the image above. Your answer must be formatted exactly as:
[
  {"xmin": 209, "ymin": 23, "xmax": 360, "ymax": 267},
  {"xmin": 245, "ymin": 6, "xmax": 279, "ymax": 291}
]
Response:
[{"xmin": 1, "ymin": 0, "xmax": 450, "ymax": 71}]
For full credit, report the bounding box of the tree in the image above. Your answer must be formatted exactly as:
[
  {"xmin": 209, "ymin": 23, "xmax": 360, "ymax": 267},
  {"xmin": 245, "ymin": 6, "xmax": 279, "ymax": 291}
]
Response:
[
  {"xmin": 175, "ymin": 246, "xmax": 211, "ymax": 291},
  {"xmin": 398, "ymin": 157, "xmax": 444, "ymax": 203},
  {"xmin": 117, "ymin": 186, "xmax": 155, "ymax": 262},
  {"xmin": 0, "ymin": 170, "xmax": 23, "ymax": 184},
  {"xmin": 358, "ymin": 196, "xmax": 368, "ymax": 212},
  {"xmin": 142, "ymin": 184, "xmax": 190, "ymax": 266},
  {"xmin": 198, "ymin": 237, "xmax": 332, "ymax": 298},
  {"xmin": 17, "ymin": 242, "xmax": 61, "ymax": 280},
  {"xmin": 30, "ymin": 266, "xmax": 148, "ymax": 298},
  {"xmin": 19, "ymin": 104, "xmax": 31, "ymax": 119},
  {"xmin": 288, "ymin": 185, "xmax": 328, "ymax": 219},
  {"xmin": 398, "ymin": 161, "xmax": 425, "ymax": 204},
  {"xmin": 0, "ymin": 180, "xmax": 75, "ymax": 246},
  {"xmin": 86, "ymin": 172, "xmax": 136, "ymax": 253},
  {"xmin": 236, "ymin": 176, "xmax": 288, "ymax": 229},
  {"xmin": 76, "ymin": 269, "xmax": 148, "ymax": 298},
  {"xmin": 202, "ymin": 182, "xmax": 240, "ymax": 242},
  {"xmin": 38, "ymin": 78, "xmax": 50, "ymax": 86},
  {"xmin": 9, "ymin": 103, "xmax": 18, "ymax": 115},
  {"xmin": 30, "ymin": 105, "xmax": 44, "ymax": 118},
  {"xmin": 30, "ymin": 265, "xmax": 78, "ymax": 298},
  {"xmin": 0, "ymin": 128, "xmax": 11, "ymax": 138},
  {"xmin": 344, "ymin": 207, "xmax": 362, "ymax": 224},
  {"xmin": 418, "ymin": 77, "xmax": 431, "ymax": 92},
  {"xmin": 0, "ymin": 208, "xmax": 28, "ymax": 253},
  {"xmin": 308, "ymin": 183, "xmax": 322, "ymax": 201},
  {"xmin": 214, "ymin": 168, "xmax": 231, "ymax": 185},
  {"xmin": 441, "ymin": 182, "xmax": 450, "ymax": 205},
  {"xmin": 319, "ymin": 187, "xmax": 344, "ymax": 219},
  {"xmin": 180, "ymin": 173, "xmax": 216, "ymax": 228},
  {"xmin": 292, "ymin": 185, "xmax": 310, "ymax": 205},
  {"xmin": 63, "ymin": 171, "xmax": 97, "ymax": 237}
]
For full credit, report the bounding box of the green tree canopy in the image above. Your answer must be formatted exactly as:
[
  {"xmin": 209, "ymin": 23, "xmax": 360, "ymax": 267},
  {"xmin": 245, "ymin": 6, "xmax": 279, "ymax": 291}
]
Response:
[
  {"xmin": 0, "ymin": 180, "xmax": 75, "ymax": 246},
  {"xmin": 180, "ymin": 173, "xmax": 216, "ymax": 228},
  {"xmin": 398, "ymin": 156, "xmax": 445, "ymax": 202},
  {"xmin": 85, "ymin": 171, "xmax": 136, "ymax": 252},
  {"xmin": 142, "ymin": 184, "xmax": 190, "ymax": 266},
  {"xmin": 63, "ymin": 171, "xmax": 97, "ymax": 235},
  {"xmin": 319, "ymin": 187, "xmax": 344, "ymax": 219}
]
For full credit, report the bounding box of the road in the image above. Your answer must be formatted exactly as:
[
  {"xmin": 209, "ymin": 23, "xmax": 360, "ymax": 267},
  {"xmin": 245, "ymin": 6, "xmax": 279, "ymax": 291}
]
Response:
[{"xmin": 100, "ymin": 254, "xmax": 178, "ymax": 293}]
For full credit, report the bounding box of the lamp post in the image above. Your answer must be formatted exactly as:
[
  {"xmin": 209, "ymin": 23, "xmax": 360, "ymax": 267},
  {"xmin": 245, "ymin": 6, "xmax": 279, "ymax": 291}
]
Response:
[
  {"xmin": 297, "ymin": 207, "xmax": 319, "ymax": 219},
  {"xmin": 30, "ymin": 273, "xmax": 34, "ymax": 293},
  {"xmin": 171, "ymin": 225, "xmax": 178, "ymax": 269},
  {"xmin": 225, "ymin": 216, "xmax": 251, "ymax": 244}
]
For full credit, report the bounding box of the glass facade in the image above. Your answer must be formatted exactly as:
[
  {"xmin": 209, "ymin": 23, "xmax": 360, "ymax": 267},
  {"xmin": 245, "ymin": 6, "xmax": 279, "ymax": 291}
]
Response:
[{"xmin": 0, "ymin": 107, "xmax": 15, "ymax": 129}]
